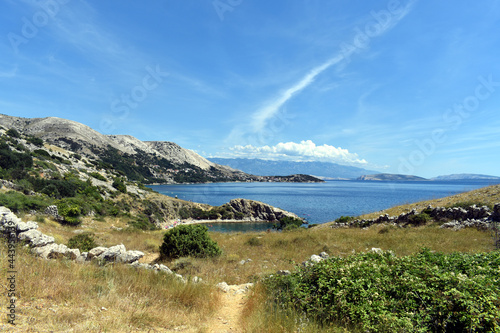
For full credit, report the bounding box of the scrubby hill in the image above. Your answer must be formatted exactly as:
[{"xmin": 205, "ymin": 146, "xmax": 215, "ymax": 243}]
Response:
[
  {"xmin": 0, "ymin": 114, "xmax": 322, "ymax": 184},
  {"xmin": 0, "ymin": 125, "xmax": 303, "ymax": 231}
]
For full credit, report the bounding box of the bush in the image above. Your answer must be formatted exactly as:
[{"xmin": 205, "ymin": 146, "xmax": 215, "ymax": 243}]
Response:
[
  {"xmin": 0, "ymin": 191, "xmax": 52, "ymax": 213},
  {"xmin": 159, "ymin": 224, "xmax": 222, "ymax": 259},
  {"xmin": 335, "ymin": 215, "xmax": 354, "ymax": 223},
  {"xmin": 56, "ymin": 198, "xmax": 82, "ymax": 226},
  {"xmin": 6, "ymin": 128, "xmax": 21, "ymax": 138},
  {"xmin": 246, "ymin": 237, "xmax": 263, "ymax": 246},
  {"xmin": 264, "ymin": 249, "xmax": 500, "ymax": 332},
  {"xmin": 89, "ymin": 172, "xmax": 107, "ymax": 182},
  {"xmin": 67, "ymin": 233, "xmax": 98, "ymax": 252},
  {"xmin": 274, "ymin": 216, "xmax": 304, "ymax": 230},
  {"xmin": 112, "ymin": 177, "xmax": 127, "ymax": 193},
  {"xmin": 27, "ymin": 136, "xmax": 44, "ymax": 147},
  {"xmin": 407, "ymin": 212, "xmax": 431, "ymax": 226}
]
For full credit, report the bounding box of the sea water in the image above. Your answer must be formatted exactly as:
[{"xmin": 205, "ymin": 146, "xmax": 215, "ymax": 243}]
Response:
[{"xmin": 148, "ymin": 180, "xmax": 499, "ymax": 232}]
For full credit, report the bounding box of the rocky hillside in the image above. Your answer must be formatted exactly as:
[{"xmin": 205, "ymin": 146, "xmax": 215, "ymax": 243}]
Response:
[
  {"xmin": 0, "ymin": 123, "xmax": 303, "ymax": 230},
  {"xmin": 0, "ymin": 114, "xmax": 321, "ymax": 184}
]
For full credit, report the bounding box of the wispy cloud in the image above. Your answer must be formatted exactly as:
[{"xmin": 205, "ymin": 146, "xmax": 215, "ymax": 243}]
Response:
[
  {"xmin": 228, "ymin": 0, "xmax": 416, "ymax": 145},
  {"xmin": 250, "ymin": 55, "xmax": 343, "ymax": 133}
]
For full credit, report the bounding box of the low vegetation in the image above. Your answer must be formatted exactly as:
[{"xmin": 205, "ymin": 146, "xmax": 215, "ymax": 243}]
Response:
[
  {"xmin": 262, "ymin": 249, "xmax": 500, "ymax": 332},
  {"xmin": 2, "ymin": 128, "xmax": 500, "ymax": 331},
  {"xmin": 159, "ymin": 224, "xmax": 222, "ymax": 259}
]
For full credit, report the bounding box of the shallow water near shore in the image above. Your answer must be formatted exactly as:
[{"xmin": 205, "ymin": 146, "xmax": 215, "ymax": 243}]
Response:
[{"xmin": 149, "ymin": 180, "xmax": 500, "ymax": 232}]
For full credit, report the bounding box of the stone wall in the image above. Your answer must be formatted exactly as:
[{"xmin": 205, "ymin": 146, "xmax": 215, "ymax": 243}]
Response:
[
  {"xmin": 0, "ymin": 207, "xmax": 189, "ymax": 282},
  {"xmin": 332, "ymin": 203, "xmax": 500, "ymax": 231}
]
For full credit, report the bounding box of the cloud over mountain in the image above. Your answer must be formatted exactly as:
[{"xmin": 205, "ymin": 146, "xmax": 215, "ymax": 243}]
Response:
[{"xmin": 228, "ymin": 140, "xmax": 368, "ymax": 165}]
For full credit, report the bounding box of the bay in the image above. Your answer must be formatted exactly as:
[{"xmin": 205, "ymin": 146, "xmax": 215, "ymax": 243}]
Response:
[{"xmin": 148, "ymin": 180, "xmax": 499, "ymax": 231}]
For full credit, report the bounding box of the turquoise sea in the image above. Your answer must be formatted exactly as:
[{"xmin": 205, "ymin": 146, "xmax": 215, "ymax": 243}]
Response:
[{"xmin": 148, "ymin": 180, "xmax": 500, "ymax": 232}]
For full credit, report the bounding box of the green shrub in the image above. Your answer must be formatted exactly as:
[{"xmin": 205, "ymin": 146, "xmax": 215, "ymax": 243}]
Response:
[
  {"xmin": 264, "ymin": 249, "xmax": 500, "ymax": 332},
  {"xmin": 67, "ymin": 233, "xmax": 98, "ymax": 252},
  {"xmin": 274, "ymin": 216, "xmax": 304, "ymax": 230},
  {"xmin": 112, "ymin": 177, "xmax": 127, "ymax": 193},
  {"xmin": 6, "ymin": 128, "xmax": 21, "ymax": 138},
  {"xmin": 89, "ymin": 172, "xmax": 107, "ymax": 182},
  {"xmin": 27, "ymin": 136, "xmax": 44, "ymax": 147},
  {"xmin": 407, "ymin": 212, "xmax": 431, "ymax": 226},
  {"xmin": 159, "ymin": 224, "xmax": 222, "ymax": 259},
  {"xmin": 0, "ymin": 191, "xmax": 52, "ymax": 213},
  {"xmin": 335, "ymin": 215, "xmax": 354, "ymax": 223},
  {"xmin": 246, "ymin": 237, "xmax": 263, "ymax": 246},
  {"xmin": 56, "ymin": 198, "xmax": 82, "ymax": 226}
]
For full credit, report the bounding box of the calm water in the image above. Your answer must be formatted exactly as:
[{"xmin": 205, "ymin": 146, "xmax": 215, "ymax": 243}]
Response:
[{"xmin": 148, "ymin": 180, "xmax": 499, "ymax": 232}]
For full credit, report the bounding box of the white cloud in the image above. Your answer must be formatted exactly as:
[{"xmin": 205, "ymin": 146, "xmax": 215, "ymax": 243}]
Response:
[{"xmin": 228, "ymin": 140, "xmax": 368, "ymax": 165}]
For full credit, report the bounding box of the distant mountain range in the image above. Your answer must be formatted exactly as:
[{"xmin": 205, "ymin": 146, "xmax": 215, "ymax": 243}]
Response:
[
  {"xmin": 357, "ymin": 174, "xmax": 427, "ymax": 181},
  {"xmin": 431, "ymin": 174, "xmax": 500, "ymax": 181},
  {"xmin": 357, "ymin": 173, "xmax": 500, "ymax": 181},
  {"xmin": 207, "ymin": 158, "xmax": 380, "ymax": 179}
]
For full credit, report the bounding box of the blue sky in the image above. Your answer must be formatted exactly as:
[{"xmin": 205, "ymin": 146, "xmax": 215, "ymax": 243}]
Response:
[{"xmin": 1, "ymin": 0, "xmax": 499, "ymax": 178}]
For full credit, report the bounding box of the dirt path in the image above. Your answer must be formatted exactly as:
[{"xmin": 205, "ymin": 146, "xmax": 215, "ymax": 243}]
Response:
[{"xmin": 206, "ymin": 283, "xmax": 253, "ymax": 333}]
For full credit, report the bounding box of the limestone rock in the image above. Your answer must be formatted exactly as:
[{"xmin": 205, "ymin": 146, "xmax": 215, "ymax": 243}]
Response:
[
  {"xmin": 158, "ymin": 264, "xmax": 173, "ymax": 274},
  {"xmin": 97, "ymin": 244, "xmax": 126, "ymax": 261},
  {"xmin": 33, "ymin": 243, "xmax": 72, "ymax": 259},
  {"xmin": 87, "ymin": 247, "xmax": 108, "ymax": 259},
  {"xmin": 117, "ymin": 250, "xmax": 144, "ymax": 264},
  {"xmin": 216, "ymin": 282, "xmax": 230, "ymax": 293},
  {"xmin": 16, "ymin": 221, "xmax": 38, "ymax": 232},
  {"xmin": 226, "ymin": 198, "xmax": 301, "ymax": 222},
  {"xmin": 18, "ymin": 229, "xmax": 55, "ymax": 247}
]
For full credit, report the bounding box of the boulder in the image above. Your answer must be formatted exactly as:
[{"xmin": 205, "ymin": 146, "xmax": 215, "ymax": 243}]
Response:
[
  {"xmin": 87, "ymin": 247, "xmax": 108, "ymax": 259},
  {"xmin": 16, "ymin": 221, "xmax": 38, "ymax": 232},
  {"xmin": 309, "ymin": 254, "xmax": 323, "ymax": 263},
  {"xmin": 33, "ymin": 243, "xmax": 72, "ymax": 259},
  {"xmin": 98, "ymin": 244, "xmax": 126, "ymax": 262},
  {"xmin": 66, "ymin": 248, "xmax": 81, "ymax": 260},
  {"xmin": 117, "ymin": 250, "xmax": 144, "ymax": 264},
  {"xmin": 158, "ymin": 264, "xmax": 173, "ymax": 274},
  {"xmin": 492, "ymin": 204, "xmax": 500, "ymax": 222},
  {"xmin": 18, "ymin": 229, "xmax": 55, "ymax": 247},
  {"xmin": 216, "ymin": 282, "xmax": 230, "ymax": 293}
]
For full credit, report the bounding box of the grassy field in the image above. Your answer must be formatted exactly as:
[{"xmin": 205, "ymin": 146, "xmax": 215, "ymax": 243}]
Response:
[{"xmin": 2, "ymin": 184, "xmax": 499, "ymax": 332}]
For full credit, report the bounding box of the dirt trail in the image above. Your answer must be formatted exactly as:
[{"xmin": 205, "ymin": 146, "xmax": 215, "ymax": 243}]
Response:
[{"xmin": 206, "ymin": 283, "xmax": 253, "ymax": 333}]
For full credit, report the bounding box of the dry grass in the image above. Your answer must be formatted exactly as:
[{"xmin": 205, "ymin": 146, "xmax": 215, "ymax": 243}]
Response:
[
  {"xmin": 0, "ymin": 242, "xmax": 220, "ymax": 332},
  {"xmin": 5, "ymin": 184, "xmax": 499, "ymax": 331}
]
